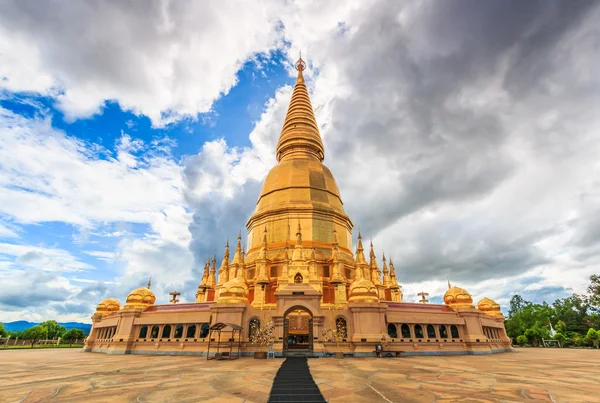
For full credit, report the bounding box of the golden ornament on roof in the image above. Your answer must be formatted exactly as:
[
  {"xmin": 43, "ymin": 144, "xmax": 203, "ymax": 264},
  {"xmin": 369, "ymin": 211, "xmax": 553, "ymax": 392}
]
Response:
[
  {"xmin": 95, "ymin": 298, "xmax": 120, "ymax": 315},
  {"xmin": 123, "ymin": 286, "xmax": 156, "ymax": 310},
  {"xmin": 477, "ymin": 297, "xmax": 504, "ymax": 318},
  {"xmin": 443, "ymin": 285, "xmax": 474, "ymax": 308}
]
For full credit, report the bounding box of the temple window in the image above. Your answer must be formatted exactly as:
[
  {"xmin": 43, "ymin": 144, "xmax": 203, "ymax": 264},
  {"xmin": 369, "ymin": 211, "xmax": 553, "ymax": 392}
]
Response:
[
  {"xmin": 427, "ymin": 324, "xmax": 436, "ymax": 338},
  {"xmin": 450, "ymin": 325, "xmax": 459, "ymax": 339},
  {"xmin": 249, "ymin": 318, "xmax": 260, "ymax": 338},
  {"xmin": 439, "ymin": 325, "xmax": 448, "ymax": 339},
  {"xmin": 322, "ymin": 266, "xmax": 330, "ymax": 277},
  {"xmin": 336, "ymin": 317, "xmax": 348, "ymax": 339},
  {"xmin": 200, "ymin": 323, "xmax": 210, "ymax": 338},
  {"xmin": 162, "ymin": 325, "xmax": 172, "ymax": 339},
  {"xmin": 139, "ymin": 325, "xmax": 148, "ymax": 339},
  {"xmin": 270, "ymin": 266, "xmax": 280, "ymax": 277},
  {"xmin": 414, "ymin": 324, "xmax": 424, "ymax": 339},
  {"xmin": 151, "ymin": 325, "xmax": 159, "ymax": 338},
  {"xmin": 387, "ymin": 323, "xmax": 397, "ymax": 338},
  {"xmin": 186, "ymin": 325, "xmax": 196, "ymax": 338},
  {"xmin": 401, "ymin": 324, "xmax": 411, "ymax": 338},
  {"xmin": 322, "ymin": 284, "xmax": 334, "ymax": 303},
  {"xmin": 174, "ymin": 324, "xmax": 183, "ymax": 339}
]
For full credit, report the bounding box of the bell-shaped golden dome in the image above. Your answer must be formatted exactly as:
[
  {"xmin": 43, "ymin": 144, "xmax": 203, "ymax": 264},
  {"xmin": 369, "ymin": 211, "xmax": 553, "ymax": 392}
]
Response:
[
  {"xmin": 477, "ymin": 297, "xmax": 504, "ymax": 318},
  {"xmin": 95, "ymin": 298, "xmax": 120, "ymax": 315},
  {"xmin": 217, "ymin": 277, "xmax": 249, "ymax": 304},
  {"xmin": 443, "ymin": 286, "xmax": 474, "ymax": 308},
  {"xmin": 123, "ymin": 286, "xmax": 156, "ymax": 309},
  {"xmin": 348, "ymin": 278, "xmax": 380, "ymax": 303}
]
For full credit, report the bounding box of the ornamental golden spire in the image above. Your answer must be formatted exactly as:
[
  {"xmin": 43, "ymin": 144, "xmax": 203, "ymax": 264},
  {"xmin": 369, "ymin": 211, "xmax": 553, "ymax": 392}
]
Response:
[
  {"xmin": 355, "ymin": 231, "xmax": 368, "ymax": 265},
  {"xmin": 369, "ymin": 240, "xmax": 382, "ymax": 286},
  {"xmin": 207, "ymin": 254, "xmax": 216, "ymax": 288},
  {"xmin": 382, "ymin": 252, "xmax": 391, "ymax": 287},
  {"xmin": 231, "ymin": 232, "xmax": 243, "ymax": 267},
  {"xmin": 275, "ymin": 54, "xmax": 325, "ymax": 162},
  {"xmin": 292, "ymin": 222, "xmax": 305, "ymax": 262},
  {"xmin": 330, "ymin": 228, "xmax": 343, "ymax": 284},
  {"xmin": 217, "ymin": 240, "xmax": 230, "ymax": 286}
]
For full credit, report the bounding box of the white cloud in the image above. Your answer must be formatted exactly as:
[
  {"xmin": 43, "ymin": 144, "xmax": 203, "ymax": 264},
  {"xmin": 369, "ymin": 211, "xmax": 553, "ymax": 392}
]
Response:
[
  {"xmin": 182, "ymin": 0, "xmax": 600, "ymax": 307},
  {"xmin": 0, "ymin": 107, "xmax": 185, "ymax": 228},
  {"xmin": 0, "ymin": 0, "xmax": 285, "ymax": 126},
  {"xmin": 2, "ymin": 0, "xmax": 600, "ymax": 322},
  {"xmin": 0, "ymin": 243, "xmax": 91, "ymax": 272}
]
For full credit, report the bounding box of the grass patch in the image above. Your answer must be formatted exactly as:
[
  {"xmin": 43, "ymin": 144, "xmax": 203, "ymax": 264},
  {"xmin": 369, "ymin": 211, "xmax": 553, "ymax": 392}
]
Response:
[{"xmin": 2, "ymin": 344, "xmax": 84, "ymax": 350}]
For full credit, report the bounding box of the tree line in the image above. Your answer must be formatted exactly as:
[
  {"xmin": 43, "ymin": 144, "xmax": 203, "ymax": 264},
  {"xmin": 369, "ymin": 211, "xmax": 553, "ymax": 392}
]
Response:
[
  {"xmin": 0, "ymin": 320, "xmax": 86, "ymax": 348},
  {"xmin": 505, "ymin": 274, "xmax": 600, "ymax": 348}
]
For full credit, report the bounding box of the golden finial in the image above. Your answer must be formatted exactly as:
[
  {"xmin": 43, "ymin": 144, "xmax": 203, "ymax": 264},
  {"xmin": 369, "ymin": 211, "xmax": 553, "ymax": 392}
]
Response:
[
  {"xmin": 295, "ymin": 51, "xmax": 306, "ymax": 72},
  {"xmin": 448, "ymin": 279, "xmax": 452, "ymax": 289},
  {"xmin": 418, "ymin": 291, "xmax": 429, "ymax": 304},
  {"xmin": 147, "ymin": 276, "xmax": 152, "ymax": 289}
]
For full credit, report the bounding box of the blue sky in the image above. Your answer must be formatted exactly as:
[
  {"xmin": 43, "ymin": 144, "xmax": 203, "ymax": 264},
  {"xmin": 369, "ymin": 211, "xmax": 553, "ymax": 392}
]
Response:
[
  {"xmin": 1, "ymin": 50, "xmax": 295, "ymax": 299},
  {"xmin": 1, "ymin": 0, "xmax": 599, "ymax": 323}
]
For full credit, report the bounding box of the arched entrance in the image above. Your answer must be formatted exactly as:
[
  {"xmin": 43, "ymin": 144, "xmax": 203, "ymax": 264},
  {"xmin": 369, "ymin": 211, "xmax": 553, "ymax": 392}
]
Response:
[{"xmin": 283, "ymin": 305, "xmax": 313, "ymax": 356}]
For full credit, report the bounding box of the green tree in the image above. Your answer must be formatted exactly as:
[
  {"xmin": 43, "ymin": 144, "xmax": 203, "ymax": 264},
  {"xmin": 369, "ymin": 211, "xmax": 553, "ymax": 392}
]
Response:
[
  {"xmin": 505, "ymin": 295, "xmax": 553, "ymax": 342},
  {"xmin": 516, "ymin": 335, "xmax": 528, "ymax": 346},
  {"xmin": 524, "ymin": 321, "xmax": 550, "ymax": 347},
  {"xmin": 39, "ymin": 320, "xmax": 66, "ymax": 340},
  {"xmin": 555, "ymin": 320, "xmax": 567, "ymax": 334},
  {"xmin": 22, "ymin": 325, "xmax": 48, "ymax": 348},
  {"xmin": 553, "ymin": 332, "xmax": 568, "ymax": 346},
  {"xmin": 0, "ymin": 323, "xmax": 7, "ymax": 338},
  {"xmin": 62, "ymin": 329, "xmax": 85, "ymax": 347},
  {"xmin": 588, "ymin": 274, "xmax": 600, "ymax": 311},
  {"xmin": 508, "ymin": 294, "xmax": 529, "ymax": 317},
  {"xmin": 583, "ymin": 328, "xmax": 599, "ymax": 348},
  {"xmin": 553, "ymin": 295, "xmax": 590, "ymax": 334}
]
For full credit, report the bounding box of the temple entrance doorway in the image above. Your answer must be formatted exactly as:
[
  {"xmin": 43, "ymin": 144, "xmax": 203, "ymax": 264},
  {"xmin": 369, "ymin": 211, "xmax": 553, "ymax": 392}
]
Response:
[{"xmin": 283, "ymin": 306, "xmax": 313, "ymax": 356}]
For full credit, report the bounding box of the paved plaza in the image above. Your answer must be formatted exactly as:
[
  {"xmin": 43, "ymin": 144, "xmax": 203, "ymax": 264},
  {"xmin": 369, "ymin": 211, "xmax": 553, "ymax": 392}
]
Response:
[{"xmin": 0, "ymin": 349, "xmax": 599, "ymax": 403}]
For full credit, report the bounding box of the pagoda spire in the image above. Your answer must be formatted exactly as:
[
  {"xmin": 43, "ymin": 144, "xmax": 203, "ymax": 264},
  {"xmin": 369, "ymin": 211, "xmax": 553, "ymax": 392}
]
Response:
[
  {"xmin": 201, "ymin": 258, "xmax": 210, "ymax": 285},
  {"xmin": 389, "ymin": 257, "xmax": 403, "ymax": 302},
  {"xmin": 330, "ymin": 228, "xmax": 343, "ymax": 284},
  {"xmin": 207, "ymin": 254, "xmax": 216, "ymax": 288},
  {"xmin": 355, "ymin": 231, "xmax": 368, "ymax": 265},
  {"xmin": 292, "ymin": 222, "xmax": 305, "ymax": 262},
  {"xmin": 231, "ymin": 232, "xmax": 243, "ymax": 267},
  {"xmin": 275, "ymin": 55, "xmax": 325, "ymax": 162},
  {"xmin": 217, "ymin": 240, "xmax": 230, "ymax": 286},
  {"xmin": 369, "ymin": 240, "xmax": 382, "ymax": 286},
  {"xmin": 382, "ymin": 252, "xmax": 391, "ymax": 287}
]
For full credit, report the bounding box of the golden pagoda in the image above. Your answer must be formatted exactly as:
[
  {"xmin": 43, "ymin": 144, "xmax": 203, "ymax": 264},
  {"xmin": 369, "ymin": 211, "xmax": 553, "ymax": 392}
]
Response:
[{"xmin": 85, "ymin": 56, "xmax": 513, "ymax": 357}]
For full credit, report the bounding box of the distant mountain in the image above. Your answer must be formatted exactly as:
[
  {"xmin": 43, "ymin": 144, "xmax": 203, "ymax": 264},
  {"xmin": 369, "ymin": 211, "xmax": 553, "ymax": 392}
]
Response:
[{"xmin": 2, "ymin": 320, "xmax": 92, "ymax": 334}]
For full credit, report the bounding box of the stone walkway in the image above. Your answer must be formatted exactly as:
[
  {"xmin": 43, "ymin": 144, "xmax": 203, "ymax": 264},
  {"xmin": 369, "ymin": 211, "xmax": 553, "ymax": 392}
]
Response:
[
  {"xmin": 0, "ymin": 349, "xmax": 280, "ymax": 403},
  {"xmin": 0, "ymin": 349, "xmax": 599, "ymax": 402},
  {"xmin": 309, "ymin": 349, "xmax": 600, "ymax": 402}
]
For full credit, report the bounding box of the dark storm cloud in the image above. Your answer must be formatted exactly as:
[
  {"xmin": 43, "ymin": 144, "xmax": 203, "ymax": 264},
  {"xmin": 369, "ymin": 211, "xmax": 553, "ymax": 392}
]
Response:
[
  {"xmin": 328, "ymin": 0, "xmax": 597, "ymax": 231},
  {"xmin": 310, "ymin": 0, "xmax": 600, "ymax": 285},
  {"xmin": 172, "ymin": 0, "xmax": 600, "ymax": 298}
]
